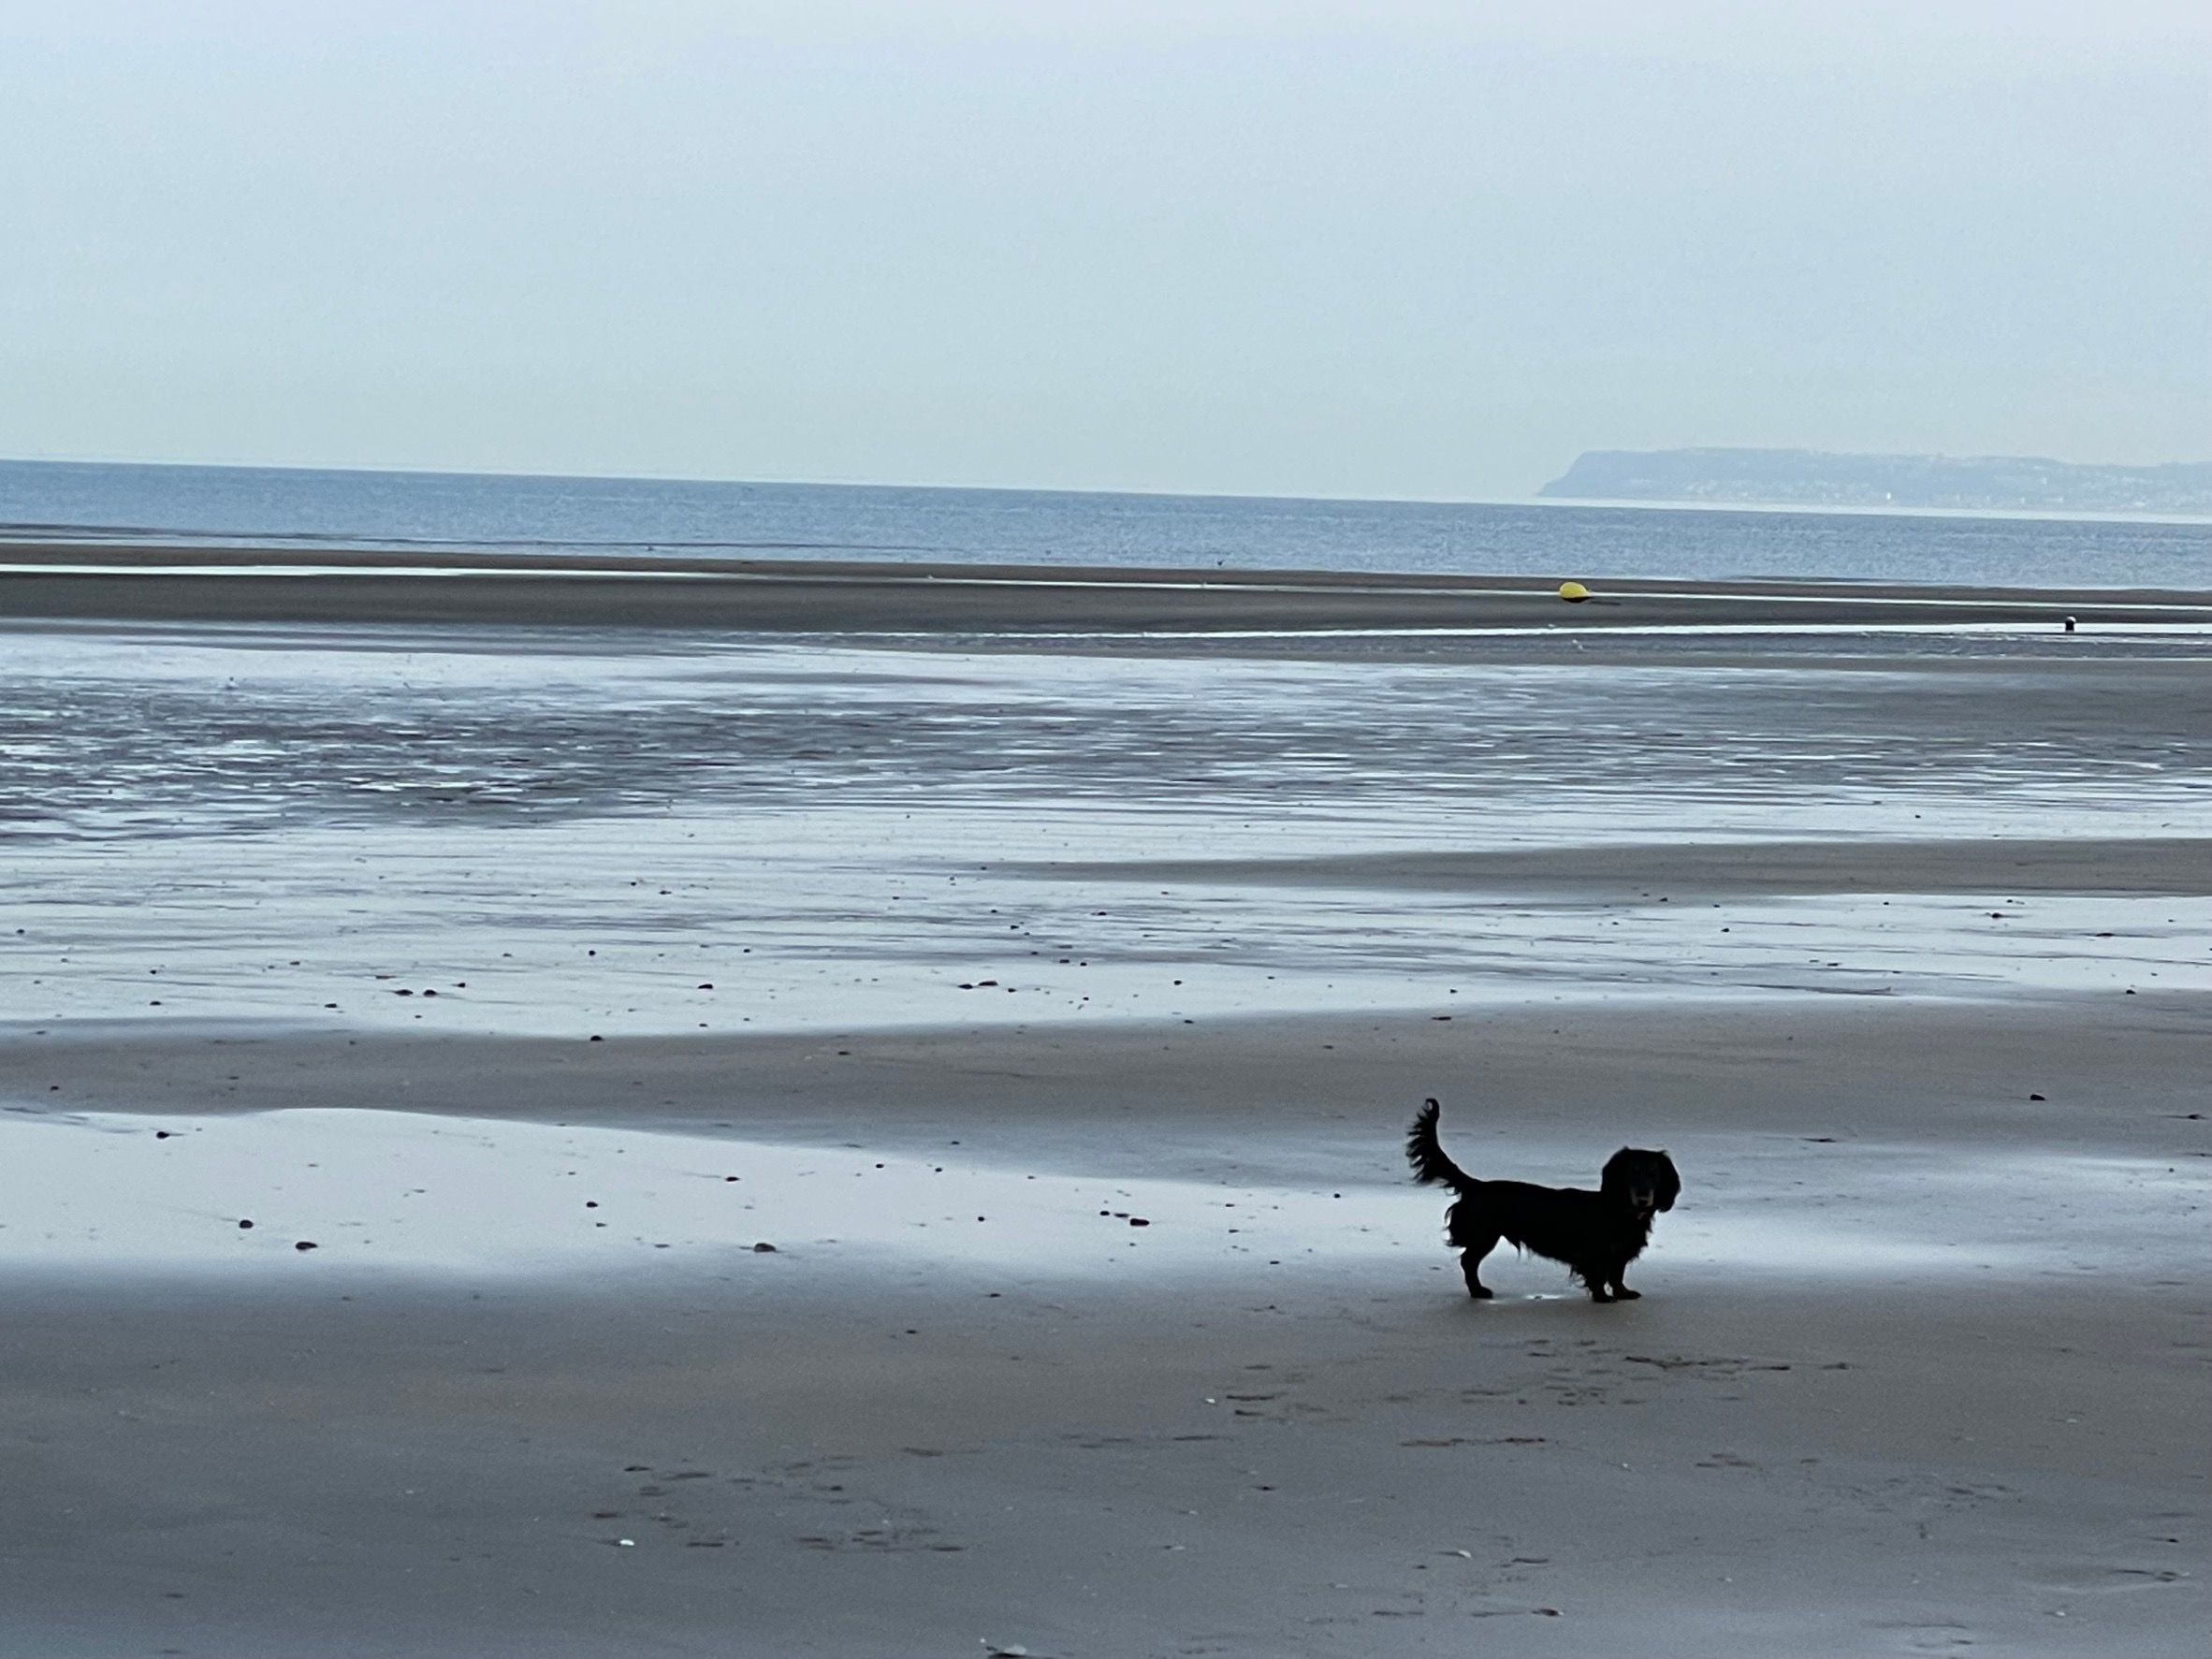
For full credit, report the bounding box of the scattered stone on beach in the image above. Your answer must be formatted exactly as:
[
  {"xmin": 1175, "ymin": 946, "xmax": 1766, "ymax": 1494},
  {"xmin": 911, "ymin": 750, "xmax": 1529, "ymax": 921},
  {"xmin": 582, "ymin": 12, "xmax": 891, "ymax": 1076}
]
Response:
[
  {"xmin": 752, "ymin": 1242, "xmax": 777, "ymax": 1253},
  {"xmin": 237, "ymin": 1218, "xmax": 254, "ymax": 1230},
  {"xmin": 294, "ymin": 1241, "xmax": 318, "ymax": 1252},
  {"xmin": 1128, "ymin": 1217, "xmax": 1150, "ymax": 1228}
]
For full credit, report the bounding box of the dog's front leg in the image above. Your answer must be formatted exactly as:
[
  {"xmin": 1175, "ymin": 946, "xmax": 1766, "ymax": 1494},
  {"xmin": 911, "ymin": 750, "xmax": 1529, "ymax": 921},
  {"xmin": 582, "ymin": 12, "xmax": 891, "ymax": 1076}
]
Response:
[{"xmin": 1458, "ymin": 1242, "xmax": 1497, "ymax": 1299}]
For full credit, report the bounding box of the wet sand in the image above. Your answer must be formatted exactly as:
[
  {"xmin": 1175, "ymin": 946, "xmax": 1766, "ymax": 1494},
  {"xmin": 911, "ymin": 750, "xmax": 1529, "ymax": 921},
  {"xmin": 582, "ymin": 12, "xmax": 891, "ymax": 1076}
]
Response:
[
  {"xmin": 4, "ymin": 999, "xmax": 2205, "ymax": 1656},
  {"xmin": 1, "ymin": 576, "xmax": 2207, "ymax": 1655}
]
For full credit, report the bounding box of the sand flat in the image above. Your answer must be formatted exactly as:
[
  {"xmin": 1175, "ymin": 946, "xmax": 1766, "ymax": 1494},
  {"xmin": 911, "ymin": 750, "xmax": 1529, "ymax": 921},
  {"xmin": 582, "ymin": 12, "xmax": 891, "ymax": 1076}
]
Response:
[{"xmin": 0, "ymin": 581, "xmax": 2205, "ymax": 1654}]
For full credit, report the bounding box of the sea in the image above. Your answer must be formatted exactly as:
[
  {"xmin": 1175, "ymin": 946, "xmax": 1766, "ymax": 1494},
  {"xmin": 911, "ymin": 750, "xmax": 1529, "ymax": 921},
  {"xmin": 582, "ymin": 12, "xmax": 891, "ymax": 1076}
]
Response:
[{"xmin": 3, "ymin": 458, "xmax": 2206, "ymax": 590}]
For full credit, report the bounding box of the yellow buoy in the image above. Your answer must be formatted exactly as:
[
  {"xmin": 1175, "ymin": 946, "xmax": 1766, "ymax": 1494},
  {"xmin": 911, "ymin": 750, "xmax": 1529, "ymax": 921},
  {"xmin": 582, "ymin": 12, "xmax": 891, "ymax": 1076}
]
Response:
[{"xmin": 1557, "ymin": 580, "xmax": 1591, "ymax": 604}]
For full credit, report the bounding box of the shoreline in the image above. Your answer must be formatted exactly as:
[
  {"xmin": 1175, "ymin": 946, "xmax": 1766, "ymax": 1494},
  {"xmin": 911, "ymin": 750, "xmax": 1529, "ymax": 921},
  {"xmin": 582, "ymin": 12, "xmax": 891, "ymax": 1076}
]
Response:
[{"xmin": 4, "ymin": 541, "xmax": 2208, "ymax": 633}]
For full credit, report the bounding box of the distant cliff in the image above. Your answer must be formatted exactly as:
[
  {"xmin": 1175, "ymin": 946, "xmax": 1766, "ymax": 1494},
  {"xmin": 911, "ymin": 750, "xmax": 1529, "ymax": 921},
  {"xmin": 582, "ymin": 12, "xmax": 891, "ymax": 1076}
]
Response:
[{"xmin": 1539, "ymin": 448, "xmax": 2212, "ymax": 516}]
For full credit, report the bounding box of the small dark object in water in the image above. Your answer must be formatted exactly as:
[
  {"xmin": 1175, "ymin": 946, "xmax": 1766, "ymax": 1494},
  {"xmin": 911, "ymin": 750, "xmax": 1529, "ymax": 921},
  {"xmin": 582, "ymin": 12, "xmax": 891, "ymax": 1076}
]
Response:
[
  {"xmin": 752, "ymin": 1242, "xmax": 778, "ymax": 1253},
  {"xmin": 295, "ymin": 1240, "xmax": 318, "ymax": 1252},
  {"xmin": 238, "ymin": 1218, "xmax": 254, "ymax": 1230}
]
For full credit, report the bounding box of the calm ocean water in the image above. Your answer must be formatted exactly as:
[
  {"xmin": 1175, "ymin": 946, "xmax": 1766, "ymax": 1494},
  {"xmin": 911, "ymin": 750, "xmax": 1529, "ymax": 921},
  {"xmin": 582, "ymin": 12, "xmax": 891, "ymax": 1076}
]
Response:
[{"xmin": 3, "ymin": 458, "xmax": 2205, "ymax": 590}]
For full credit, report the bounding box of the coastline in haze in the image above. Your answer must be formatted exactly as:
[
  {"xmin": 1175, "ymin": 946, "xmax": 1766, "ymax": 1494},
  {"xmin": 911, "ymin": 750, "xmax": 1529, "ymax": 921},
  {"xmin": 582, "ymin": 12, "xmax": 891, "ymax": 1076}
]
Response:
[{"xmin": 1543, "ymin": 447, "xmax": 2212, "ymax": 516}]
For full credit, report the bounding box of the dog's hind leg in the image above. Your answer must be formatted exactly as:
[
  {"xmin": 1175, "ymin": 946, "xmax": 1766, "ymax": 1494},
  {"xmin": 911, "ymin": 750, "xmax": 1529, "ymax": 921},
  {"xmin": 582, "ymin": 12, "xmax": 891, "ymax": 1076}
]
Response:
[{"xmin": 1458, "ymin": 1236, "xmax": 1499, "ymax": 1300}]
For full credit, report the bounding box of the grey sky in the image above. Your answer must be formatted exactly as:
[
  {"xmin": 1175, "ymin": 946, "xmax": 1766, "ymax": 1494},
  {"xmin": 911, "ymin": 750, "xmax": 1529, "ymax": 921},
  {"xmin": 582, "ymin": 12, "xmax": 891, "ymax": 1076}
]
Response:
[{"xmin": 1, "ymin": 1, "xmax": 2205, "ymax": 499}]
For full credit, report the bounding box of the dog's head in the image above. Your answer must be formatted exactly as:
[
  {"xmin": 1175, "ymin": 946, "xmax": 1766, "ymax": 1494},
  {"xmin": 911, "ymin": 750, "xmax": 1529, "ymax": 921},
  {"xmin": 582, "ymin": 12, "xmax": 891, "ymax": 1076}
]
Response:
[{"xmin": 1601, "ymin": 1147, "xmax": 1680, "ymax": 1217}]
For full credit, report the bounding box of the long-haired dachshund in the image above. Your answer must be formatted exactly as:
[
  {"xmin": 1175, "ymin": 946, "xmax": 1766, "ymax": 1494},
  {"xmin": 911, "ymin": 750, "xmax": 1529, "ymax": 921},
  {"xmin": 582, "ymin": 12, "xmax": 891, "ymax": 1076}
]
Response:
[{"xmin": 1406, "ymin": 1098, "xmax": 1680, "ymax": 1302}]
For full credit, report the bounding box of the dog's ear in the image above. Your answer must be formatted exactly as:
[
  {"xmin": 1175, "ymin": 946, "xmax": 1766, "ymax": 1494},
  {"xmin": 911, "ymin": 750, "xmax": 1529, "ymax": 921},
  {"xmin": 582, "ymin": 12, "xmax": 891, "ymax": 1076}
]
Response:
[{"xmin": 1653, "ymin": 1153, "xmax": 1681, "ymax": 1212}]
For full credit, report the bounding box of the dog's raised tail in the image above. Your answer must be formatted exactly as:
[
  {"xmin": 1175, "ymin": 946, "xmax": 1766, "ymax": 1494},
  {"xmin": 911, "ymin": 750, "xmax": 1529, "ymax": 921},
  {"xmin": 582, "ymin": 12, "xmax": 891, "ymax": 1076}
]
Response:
[{"xmin": 1405, "ymin": 1098, "xmax": 1474, "ymax": 1191}]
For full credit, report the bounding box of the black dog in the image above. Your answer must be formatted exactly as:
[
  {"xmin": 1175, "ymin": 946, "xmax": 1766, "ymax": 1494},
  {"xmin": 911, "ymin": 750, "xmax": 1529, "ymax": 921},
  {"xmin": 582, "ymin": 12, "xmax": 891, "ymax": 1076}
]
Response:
[{"xmin": 1405, "ymin": 1098, "xmax": 1679, "ymax": 1302}]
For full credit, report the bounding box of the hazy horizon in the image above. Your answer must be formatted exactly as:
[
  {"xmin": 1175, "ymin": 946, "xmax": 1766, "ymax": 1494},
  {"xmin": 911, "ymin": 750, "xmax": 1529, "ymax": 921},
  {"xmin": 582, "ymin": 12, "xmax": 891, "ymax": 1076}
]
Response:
[{"xmin": 3, "ymin": 2, "xmax": 2206, "ymax": 499}]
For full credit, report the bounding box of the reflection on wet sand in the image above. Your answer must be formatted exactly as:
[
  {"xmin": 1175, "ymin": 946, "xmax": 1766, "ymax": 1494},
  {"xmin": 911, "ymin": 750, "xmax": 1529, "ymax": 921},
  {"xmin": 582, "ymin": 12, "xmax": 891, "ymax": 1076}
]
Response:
[{"xmin": 6, "ymin": 629, "xmax": 2205, "ymax": 1035}]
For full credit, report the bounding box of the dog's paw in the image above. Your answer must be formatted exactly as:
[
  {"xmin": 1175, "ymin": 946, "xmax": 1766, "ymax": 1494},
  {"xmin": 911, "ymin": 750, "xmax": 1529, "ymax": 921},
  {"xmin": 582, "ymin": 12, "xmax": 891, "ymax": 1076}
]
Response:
[
  {"xmin": 1466, "ymin": 1285, "xmax": 1495, "ymax": 1301},
  {"xmin": 1612, "ymin": 1288, "xmax": 1642, "ymax": 1301}
]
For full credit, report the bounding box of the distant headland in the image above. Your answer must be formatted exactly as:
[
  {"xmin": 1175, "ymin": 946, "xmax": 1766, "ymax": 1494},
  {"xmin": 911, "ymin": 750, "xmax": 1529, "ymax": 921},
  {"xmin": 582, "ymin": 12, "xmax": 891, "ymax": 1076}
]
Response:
[{"xmin": 1538, "ymin": 448, "xmax": 2212, "ymax": 517}]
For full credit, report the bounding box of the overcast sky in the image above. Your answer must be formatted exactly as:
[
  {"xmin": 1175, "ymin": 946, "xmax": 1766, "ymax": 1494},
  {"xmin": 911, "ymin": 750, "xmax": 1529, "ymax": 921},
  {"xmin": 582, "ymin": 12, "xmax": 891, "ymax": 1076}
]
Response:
[{"xmin": 1, "ymin": 1, "xmax": 2205, "ymax": 499}]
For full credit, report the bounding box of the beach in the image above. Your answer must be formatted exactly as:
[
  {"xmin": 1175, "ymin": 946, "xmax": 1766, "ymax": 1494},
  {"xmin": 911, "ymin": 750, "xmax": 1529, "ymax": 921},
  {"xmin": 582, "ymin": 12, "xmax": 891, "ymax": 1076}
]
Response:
[{"xmin": 1, "ymin": 552, "xmax": 2205, "ymax": 1655}]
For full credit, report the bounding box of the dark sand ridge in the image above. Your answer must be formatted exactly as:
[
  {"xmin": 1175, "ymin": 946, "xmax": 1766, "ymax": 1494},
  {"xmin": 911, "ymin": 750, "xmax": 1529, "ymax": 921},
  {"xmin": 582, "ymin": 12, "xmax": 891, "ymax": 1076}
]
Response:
[
  {"xmin": 10, "ymin": 994, "xmax": 2207, "ymax": 1168},
  {"xmin": 1006, "ymin": 836, "xmax": 2212, "ymax": 901},
  {"xmin": 3, "ymin": 996, "xmax": 2205, "ymax": 1656},
  {"xmin": 4, "ymin": 540, "xmax": 2209, "ymax": 631}
]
